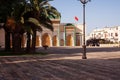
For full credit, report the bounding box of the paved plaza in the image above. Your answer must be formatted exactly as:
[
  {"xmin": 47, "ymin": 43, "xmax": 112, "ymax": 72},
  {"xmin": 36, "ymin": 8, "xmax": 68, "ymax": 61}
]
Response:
[{"xmin": 0, "ymin": 47, "xmax": 120, "ymax": 80}]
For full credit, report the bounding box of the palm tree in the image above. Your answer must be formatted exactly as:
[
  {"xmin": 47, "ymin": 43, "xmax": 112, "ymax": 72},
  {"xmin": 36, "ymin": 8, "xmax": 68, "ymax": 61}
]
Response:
[
  {"xmin": 0, "ymin": 0, "xmax": 19, "ymax": 50},
  {"xmin": 23, "ymin": 0, "xmax": 61, "ymax": 52},
  {"xmin": 8, "ymin": 1, "xmax": 26, "ymax": 52},
  {"xmin": 0, "ymin": 0, "xmax": 26, "ymax": 51},
  {"xmin": 0, "ymin": 0, "xmax": 61, "ymax": 53},
  {"xmin": 0, "ymin": 0, "xmax": 13, "ymax": 51}
]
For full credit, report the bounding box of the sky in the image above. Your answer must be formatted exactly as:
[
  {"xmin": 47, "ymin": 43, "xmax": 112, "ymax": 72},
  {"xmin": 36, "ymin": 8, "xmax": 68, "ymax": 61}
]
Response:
[{"xmin": 49, "ymin": 0, "xmax": 120, "ymax": 35}]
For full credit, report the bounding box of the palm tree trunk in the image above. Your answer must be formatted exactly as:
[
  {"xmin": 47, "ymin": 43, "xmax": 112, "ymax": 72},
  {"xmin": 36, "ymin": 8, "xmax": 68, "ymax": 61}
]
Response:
[
  {"xmin": 12, "ymin": 33, "xmax": 22, "ymax": 52},
  {"xmin": 32, "ymin": 30, "xmax": 36, "ymax": 52},
  {"xmin": 26, "ymin": 32, "xmax": 31, "ymax": 52},
  {"xmin": 5, "ymin": 32, "xmax": 11, "ymax": 51}
]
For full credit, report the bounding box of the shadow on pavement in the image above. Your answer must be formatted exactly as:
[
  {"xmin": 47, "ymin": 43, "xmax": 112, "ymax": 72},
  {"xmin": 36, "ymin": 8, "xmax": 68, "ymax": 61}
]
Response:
[{"xmin": 36, "ymin": 47, "xmax": 120, "ymax": 54}]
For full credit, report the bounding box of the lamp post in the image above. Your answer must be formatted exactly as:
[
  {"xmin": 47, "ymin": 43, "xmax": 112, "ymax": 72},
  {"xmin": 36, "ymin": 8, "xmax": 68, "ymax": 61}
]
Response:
[{"xmin": 79, "ymin": 0, "xmax": 90, "ymax": 59}]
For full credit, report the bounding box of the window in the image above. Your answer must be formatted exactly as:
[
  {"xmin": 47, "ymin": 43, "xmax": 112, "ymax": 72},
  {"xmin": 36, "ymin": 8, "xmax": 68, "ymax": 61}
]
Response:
[
  {"xmin": 111, "ymin": 33, "xmax": 113, "ymax": 37},
  {"xmin": 115, "ymin": 33, "xmax": 118, "ymax": 37}
]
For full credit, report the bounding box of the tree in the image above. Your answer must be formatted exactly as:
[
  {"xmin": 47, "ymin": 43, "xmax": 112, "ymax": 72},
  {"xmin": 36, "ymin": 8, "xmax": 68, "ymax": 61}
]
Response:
[
  {"xmin": 23, "ymin": 0, "xmax": 61, "ymax": 52},
  {"xmin": 0, "ymin": 0, "xmax": 61, "ymax": 53},
  {"xmin": 0, "ymin": 0, "xmax": 26, "ymax": 51}
]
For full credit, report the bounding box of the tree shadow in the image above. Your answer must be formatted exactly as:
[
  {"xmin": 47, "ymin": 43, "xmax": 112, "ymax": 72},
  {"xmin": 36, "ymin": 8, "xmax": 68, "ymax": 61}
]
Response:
[{"xmin": 36, "ymin": 47, "xmax": 120, "ymax": 54}]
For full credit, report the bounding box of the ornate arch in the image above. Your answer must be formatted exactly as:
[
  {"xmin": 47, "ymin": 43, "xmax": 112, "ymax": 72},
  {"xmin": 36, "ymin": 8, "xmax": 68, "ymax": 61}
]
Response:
[
  {"xmin": 53, "ymin": 35, "xmax": 57, "ymax": 46},
  {"xmin": 42, "ymin": 33, "xmax": 50, "ymax": 46},
  {"xmin": 66, "ymin": 34, "xmax": 73, "ymax": 46}
]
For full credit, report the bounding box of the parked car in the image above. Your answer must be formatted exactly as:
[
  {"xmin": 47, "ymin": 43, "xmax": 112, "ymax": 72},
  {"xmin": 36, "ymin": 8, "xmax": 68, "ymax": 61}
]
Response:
[{"xmin": 86, "ymin": 38, "xmax": 100, "ymax": 46}]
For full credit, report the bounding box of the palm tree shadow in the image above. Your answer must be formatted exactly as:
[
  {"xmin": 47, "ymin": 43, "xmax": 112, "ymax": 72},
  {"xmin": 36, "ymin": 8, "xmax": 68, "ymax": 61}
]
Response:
[{"xmin": 37, "ymin": 47, "xmax": 120, "ymax": 54}]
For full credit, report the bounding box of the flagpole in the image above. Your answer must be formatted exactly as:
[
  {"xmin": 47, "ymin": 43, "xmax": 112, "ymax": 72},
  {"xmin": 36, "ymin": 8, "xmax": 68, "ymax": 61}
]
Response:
[{"xmin": 74, "ymin": 16, "xmax": 79, "ymax": 46}]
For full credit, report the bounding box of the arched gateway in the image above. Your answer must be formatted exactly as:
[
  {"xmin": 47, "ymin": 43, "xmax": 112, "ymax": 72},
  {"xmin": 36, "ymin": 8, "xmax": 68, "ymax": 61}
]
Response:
[{"xmin": 42, "ymin": 33, "xmax": 50, "ymax": 46}]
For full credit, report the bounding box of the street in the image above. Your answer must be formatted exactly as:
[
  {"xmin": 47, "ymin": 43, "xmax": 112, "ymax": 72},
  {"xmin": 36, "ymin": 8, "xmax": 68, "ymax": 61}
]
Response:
[
  {"xmin": 37, "ymin": 46, "xmax": 120, "ymax": 54},
  {"xmin": 0, "ymin": 47, "xmax": 120, "ymax": 80}
]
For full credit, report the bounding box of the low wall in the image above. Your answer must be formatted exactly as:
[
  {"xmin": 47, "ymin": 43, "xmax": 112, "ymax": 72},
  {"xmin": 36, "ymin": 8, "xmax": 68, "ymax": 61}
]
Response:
[{"xmin": 100, "ymin": 44, "xmax": 119, "ymax": 47}]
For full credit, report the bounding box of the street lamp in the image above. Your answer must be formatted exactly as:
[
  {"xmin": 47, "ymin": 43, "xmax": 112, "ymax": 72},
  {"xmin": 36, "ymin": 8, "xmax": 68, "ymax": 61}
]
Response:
[{"xmin": 79, "ymin": 0, "xmax": 91, "ymax": 59}]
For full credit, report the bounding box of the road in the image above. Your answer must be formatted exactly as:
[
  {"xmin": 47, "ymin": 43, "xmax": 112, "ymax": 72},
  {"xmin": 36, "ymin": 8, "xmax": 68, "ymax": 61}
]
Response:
[
  {"xmin": 37, "ymin": 46, "xmax": 120, "ymax": 54},
  {"xmin": 0, "ymin": 47, "xmax": 120, "ymax": 80},
  {"xmin": 36, "ymin": 46, "xmax": 120, "ymax": 59}
]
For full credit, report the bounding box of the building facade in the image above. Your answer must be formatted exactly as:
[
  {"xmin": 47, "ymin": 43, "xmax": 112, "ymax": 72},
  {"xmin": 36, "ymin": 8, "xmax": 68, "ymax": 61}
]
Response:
[
  {"xmin": 88, "ymin": 26, "xmax": 120, "ymax": 43},
  {"xmin": 0, "ymin": 19, "xmax": 84, "ymax": 47}
]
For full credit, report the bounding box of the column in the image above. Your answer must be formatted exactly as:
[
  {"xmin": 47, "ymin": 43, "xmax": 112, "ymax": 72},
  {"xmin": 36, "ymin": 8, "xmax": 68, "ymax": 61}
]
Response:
[{"xmin": 64, "ymin": 26, "xmax": 66, "ymax": 46}]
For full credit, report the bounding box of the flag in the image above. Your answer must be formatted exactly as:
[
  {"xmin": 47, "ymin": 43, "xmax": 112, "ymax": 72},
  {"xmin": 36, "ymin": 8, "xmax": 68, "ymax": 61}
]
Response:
[{"xmin": 74, "ymin": 16, "xmax": 79, "ymax": 21}]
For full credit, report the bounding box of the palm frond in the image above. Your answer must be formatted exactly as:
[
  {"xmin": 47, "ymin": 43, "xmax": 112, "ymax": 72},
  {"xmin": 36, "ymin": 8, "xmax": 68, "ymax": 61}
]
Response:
[
  {"xmin": 41, "ymin": 6, "xmax": 61, "ymax": 19},
  {"xmin": 39, "ymin": 16, "xmax": 53, "ymax": 31},
  {"xmin": 23, "ymin": 21, "xmax": 33, "ymax": 34},
  {"xmin": 24, "ymin": 17, "xmax": 43, "ymax": 33},
  {"xmin": 39, "ymin": 0, "xmax": 49, "ymax": 7}
]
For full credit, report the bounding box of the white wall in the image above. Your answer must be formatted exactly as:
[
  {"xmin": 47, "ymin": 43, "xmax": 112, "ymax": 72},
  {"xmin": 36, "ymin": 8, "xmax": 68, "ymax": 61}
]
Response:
[{"xmin": 0, "ymin": 29, "xmax": 5, "ymax": 47}]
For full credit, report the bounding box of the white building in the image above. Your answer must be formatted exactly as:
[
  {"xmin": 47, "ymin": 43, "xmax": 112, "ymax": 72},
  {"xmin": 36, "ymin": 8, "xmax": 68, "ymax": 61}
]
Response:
[{"xmin": 88, "ymin": 26, "xmax": 120, "ymax": 43}]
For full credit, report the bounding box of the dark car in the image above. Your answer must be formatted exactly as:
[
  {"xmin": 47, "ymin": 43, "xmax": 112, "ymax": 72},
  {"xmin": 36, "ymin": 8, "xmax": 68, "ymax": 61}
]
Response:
[{"xmin": 86, "ymin": 38, "xmax": 100, "ymax": 46}]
